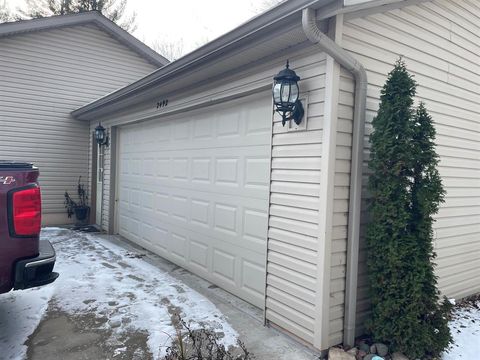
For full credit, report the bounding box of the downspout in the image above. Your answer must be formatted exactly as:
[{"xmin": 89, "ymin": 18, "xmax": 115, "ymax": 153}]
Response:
[{"xmin": 302, "ymin": 7, "xmax": 367, "ymax": 347}]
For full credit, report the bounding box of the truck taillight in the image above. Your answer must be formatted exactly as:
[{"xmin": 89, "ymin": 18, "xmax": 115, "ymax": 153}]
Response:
[{"xmin": 12, "ymin": 187, "xmax": 41, "ymax": 236}]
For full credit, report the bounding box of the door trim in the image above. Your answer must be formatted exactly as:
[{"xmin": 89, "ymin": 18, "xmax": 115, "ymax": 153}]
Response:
[
  {"xmin": 89, "ymin": 132, "xmax": 98, "ymax": 225},
  {"xmin": 96, "ymin": 144, "xmax": 104, "ymax": 226},
  {"xmin": 109, "ymin": 126, "xmax": 118, "ymax": 235}
]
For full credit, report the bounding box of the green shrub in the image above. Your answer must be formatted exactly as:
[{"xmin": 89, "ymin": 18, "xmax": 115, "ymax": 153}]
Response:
[{"xmin": 366, "ymin": 59, "xmax": 452, "ymax": 358}]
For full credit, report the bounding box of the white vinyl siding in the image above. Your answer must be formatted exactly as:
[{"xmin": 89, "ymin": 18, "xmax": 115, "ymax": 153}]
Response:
[
  {"xmin": 0, "ymin": 23, "xmax": 157, "ymax": 224},
  {"xmin": 343, "ymin": 0, "xmax": 480, "ymax": 335}
]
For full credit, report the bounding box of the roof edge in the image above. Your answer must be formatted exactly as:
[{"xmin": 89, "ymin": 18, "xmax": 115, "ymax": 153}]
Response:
[
  {"xmin": 0, "ymin": 11, "xmax": 169, "ymax": 67},
  {"xmin": 72, "ymin": 0, "xmax": 332, "ymax": 119}
]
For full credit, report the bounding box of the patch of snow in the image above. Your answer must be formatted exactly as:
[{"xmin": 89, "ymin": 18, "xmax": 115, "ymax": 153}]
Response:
[
  {"xmin": 449, "ymin": 298, "xmax": 456, "ymax": 306},
  {"xmin": 0, "ymin": 286, "xmax": 54, "ymax": 360},
  {"xmin": 442, "ymin": 300, "xmax": 480, "ymax": 360},
  {"xmin": 1, "ymin": 228, "xmax": 238, "ymax": 360},
  {"xmin": 113, "ymin": 346, "xmax": 127, "ymax": 356}
]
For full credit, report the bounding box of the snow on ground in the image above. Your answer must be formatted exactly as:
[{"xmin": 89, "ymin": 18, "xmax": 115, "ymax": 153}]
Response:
[
  {"xmin": 0, "ymin": 228, "xmax": 238, "ymax": 360},
  {"xmin": 443, "ymin": 298, "xmax": 480, "ymax": 360},
  {"xmin": 0, "ymin": 285, "xmax": 54, "ymax": 360},
  {"xmin": 2, "ymin": 227, "xmax": 479, "ymax": 360}
]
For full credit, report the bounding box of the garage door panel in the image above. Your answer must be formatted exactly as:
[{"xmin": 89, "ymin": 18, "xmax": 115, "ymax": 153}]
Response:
[
  {"xmin": 193, "ymin": 115, "xmax": 213, "ymax": 139},
  {"xmin": 141, "ymin": 190, "xmax": 154, "ymax": 209},
  {"xmin": 117, "ymin": 93, "xmax": 271, "ymax": 307},
  {"xmin": 173, "ymin": 119, "xmax": 191, "ymax": 140},
  {"xmin": 171, "ymin": 195, "xmax": 189, "ymax": 222},
  {"xmin": 191, "ymin": 198, "xmax": 210, "ymax": 228},
  {"xmin": 121, "ymin": 165, "xmax": 269, "ymax": 200},
  {"xmin": 142, "ymin": 158, "xmax": 156, "ymax": 177},
  {"xmin": 151, "ymin": 224, "xmax": 170, "ymax": 255},
  {"xmin": 121, "ymin": 126, "xmax": 258, "ymax": 149},
  {"xmin": 122, "ymin": 146, "xmax": 270, "ymax": 188},
  {"xmin": 191, "ymin": 157, "xmax": 210, "ymax": 183},
  {"xmin": 121, "ymin": 122, "xmax": 270, "ymax": 152},
  {"xmin": 216, "ymin": 112, "xmax": 241, "ymax": 137},
  {"xmin": 118, "ymin": 214, "xmax": 132, "ymax": 236},
  {"xmin": 245, "ymin": 156, "xmax": 270, "ymax": 187},
  {"xmin": 155, "ymin": 158, "xmax": 171, "ymax": 178},
  {"xmin": 241, "ymin": 259, "xmax": 266, "ymax": 295},
  {"xmin": 212, "ymin": 249, "xmax": 236, "ymax": 283},
  {"xmin": 210, "ymin": 237, "xmax": 266, "ymax": 304},
  {"xmin": 140, "ymin": 222, "xmax": 155, "ymax": 245},
  {"xmin": 243, "ymin": 208, "xmax": 269, "ymax": 245},
  {"xmin": 170, "ymin": 232, "xmax": 188, "ymax": 262},
  {"xmin": 124, "ymin": 178, "xmax": 268, "ymax": 207},
  {"xmin": 120, "ymin": 194, "xmax": 268, "ymax": 255},
  {"xmin": 119, "ymin": 210, "xmax": 267, "ymax": 305},
  {"xmin": 172, "ymin": 158, "xmax": 189, "ymax": 181},
  {"xmin": 189, "ymin": 239, "xmax": 209, "ymax": 269}
]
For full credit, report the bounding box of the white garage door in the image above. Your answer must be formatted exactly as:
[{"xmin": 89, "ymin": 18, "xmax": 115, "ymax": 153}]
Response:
[{"xmin": 116, "ymin": 93, "xmax": 272, "ymax": 307}]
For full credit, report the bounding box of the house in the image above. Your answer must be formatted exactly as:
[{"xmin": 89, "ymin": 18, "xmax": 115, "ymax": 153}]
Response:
[
  {"xmin": 0, "ymin": 12, "xmax": 168, "ymax": 225},
  {"xmin": 71, "ymin": 0, "xmax": 479, "ymax": 352}
]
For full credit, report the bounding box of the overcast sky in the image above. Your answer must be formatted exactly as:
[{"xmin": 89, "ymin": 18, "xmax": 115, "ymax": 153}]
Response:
[{"xmin": 5, "ymin": 0, "xmax": 276, "ymax": 56}]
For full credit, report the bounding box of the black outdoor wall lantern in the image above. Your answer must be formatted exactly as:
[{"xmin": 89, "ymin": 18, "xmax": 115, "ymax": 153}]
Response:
[
  {"xmin": 95, "ymin": 123, "xmax": 109, "ymax": 147},
  {"xmin": 273, "ymin": 60, "xmax": 304, "ymax": 126}
]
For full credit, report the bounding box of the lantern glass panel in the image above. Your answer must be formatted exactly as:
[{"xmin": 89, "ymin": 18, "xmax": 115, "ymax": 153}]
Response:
[
  {"xmin": 281, "ymin": 82, "xmax": 291, "ymax": 103},
  {"xmin": 273, "ymin": 82, "xmax": 282, "ymax": 104},
  {"xmin": 290, "ymin": 83, "xmax": 299, "ymax": 103}
]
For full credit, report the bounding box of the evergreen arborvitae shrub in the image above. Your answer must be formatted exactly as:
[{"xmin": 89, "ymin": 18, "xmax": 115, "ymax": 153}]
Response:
[{"xmin": 366, "ymin": 59, "xmax": 452, "ymax": 359}]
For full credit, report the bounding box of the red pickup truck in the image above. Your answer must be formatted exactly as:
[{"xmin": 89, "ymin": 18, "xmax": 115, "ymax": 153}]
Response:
[{"xmin": 0, "ymin": 161, "xmax": 58, "ymax": 294}]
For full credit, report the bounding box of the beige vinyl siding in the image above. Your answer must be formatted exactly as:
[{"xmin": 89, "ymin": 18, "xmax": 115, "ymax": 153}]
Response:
[
  {"xmin": 266, "ymin": 53, "xmax": 326, "ymax": 345},
  {"xmin": 343, "ymin": 0, "xmax": 480, "ymax": 335},
  {"xmin": 0, "ymin": 23, "xmax": 157, "ymax": 224},
  {"xmin": 91, "ymin": 41, "xmax": 347, "ymax": 348}
]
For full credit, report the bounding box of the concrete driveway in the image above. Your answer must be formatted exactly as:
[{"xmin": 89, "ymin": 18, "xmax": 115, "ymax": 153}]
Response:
[{"xmin": 0, "ymin": 228, "xmax": 319, "ymax": 360}]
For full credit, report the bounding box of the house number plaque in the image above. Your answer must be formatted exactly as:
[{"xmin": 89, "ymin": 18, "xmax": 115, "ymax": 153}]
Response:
[{"xmin": 156, "ymin": 99, "xmax": 169, "ymax": 109}]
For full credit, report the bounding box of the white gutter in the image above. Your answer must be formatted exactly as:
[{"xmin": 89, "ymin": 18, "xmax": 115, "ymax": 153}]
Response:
[{"xmin": 302, "ymin": 7, "xmax": 367, "ymax": 347}]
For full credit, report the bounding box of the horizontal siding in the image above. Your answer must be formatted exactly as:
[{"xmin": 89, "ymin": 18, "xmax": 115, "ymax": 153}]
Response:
[
  {"xmin": 266, "ymin": 52, "xmax": 326, "ymax": 345},
  {"xmin": 0, "ymin": 23, "xmax": 157, "ymax": 223},
  {"xmin": 343, "ymin": 0, "xmax": 480, "ymax": 336}
]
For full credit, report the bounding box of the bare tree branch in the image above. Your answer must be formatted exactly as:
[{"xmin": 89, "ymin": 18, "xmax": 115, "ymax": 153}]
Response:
[
  {"xmin": 0, "ymin": 0, "xmax": 14, "ymax": 22},
  {"xmin": 17, "ymin": 0, "xmax": 136, "ymax": 31},
  {"xmin": 152, "ymin": 39, "xmax": 185, "ymax": 62},
  {"xmin": 151, "ymin": 34, "xmax": 211, "ymax": 62}
]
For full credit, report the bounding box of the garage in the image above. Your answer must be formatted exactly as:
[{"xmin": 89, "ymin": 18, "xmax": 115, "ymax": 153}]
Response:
[{"xmin": 116, "ymin": 93, "xmax": 272, "ymax": 307}]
